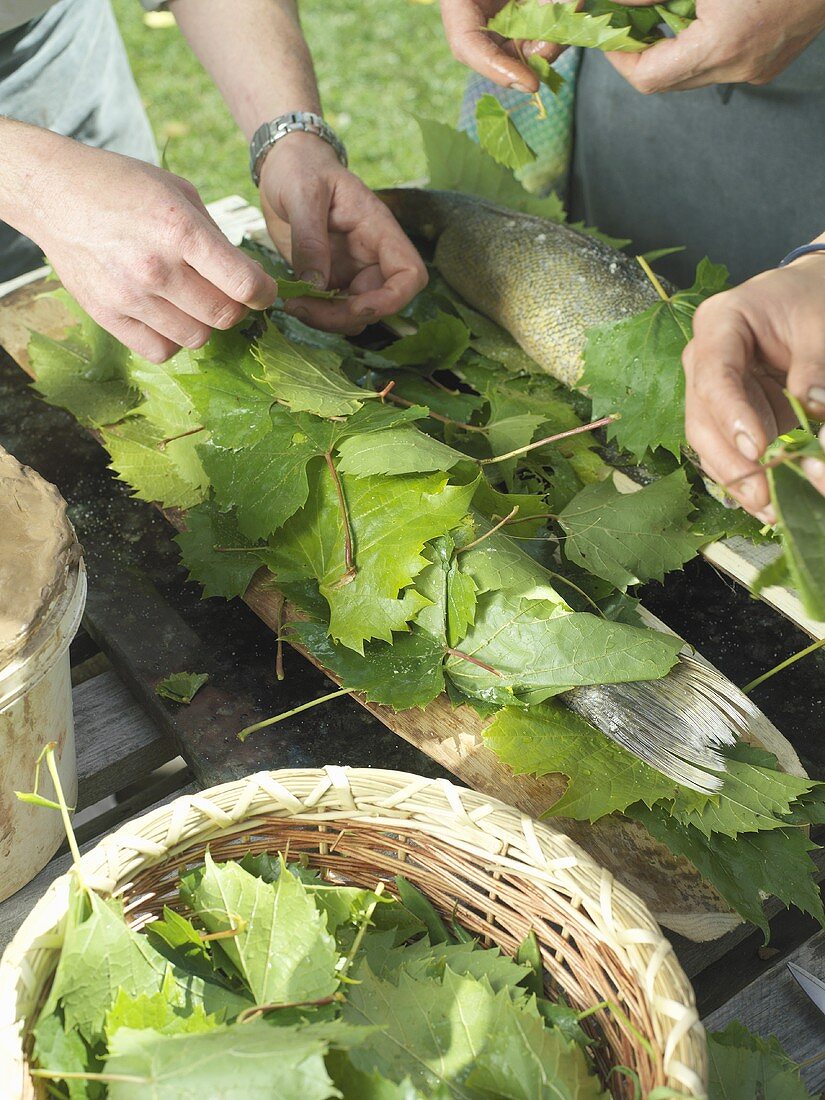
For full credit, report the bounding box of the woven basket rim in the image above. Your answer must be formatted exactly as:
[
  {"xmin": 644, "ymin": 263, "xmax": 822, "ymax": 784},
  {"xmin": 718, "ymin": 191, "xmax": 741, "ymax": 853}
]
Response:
[{"xmin": 0, "ymin": 766, "xmax": 708, "ymax": 1099}]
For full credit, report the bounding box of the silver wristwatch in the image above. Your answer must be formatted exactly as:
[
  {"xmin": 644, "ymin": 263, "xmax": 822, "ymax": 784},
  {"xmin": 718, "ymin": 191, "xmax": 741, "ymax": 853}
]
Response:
[{"xmin": 249, "ymin": 111, "xmax": 348, "ymax": 186}]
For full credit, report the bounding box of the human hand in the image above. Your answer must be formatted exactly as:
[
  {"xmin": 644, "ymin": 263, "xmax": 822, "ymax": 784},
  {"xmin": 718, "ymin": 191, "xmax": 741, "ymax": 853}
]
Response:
[
  {"xmin": 258, "ymin": 133, "xmax": 428, "ymax": 334},
  {"xmin": 29, "ymin": 141, "xmax": 278, "ymax": 362},
  {"xmin": 440, "ymin": 0, "xmax": 564, "ymax": 93},
  {"xmin": 609, "ymin": 0, "xmax": 825, "ymax": 94},
  {"xmin": 683, "ymin": 254, "xmax": 825, "ymax": 522}
]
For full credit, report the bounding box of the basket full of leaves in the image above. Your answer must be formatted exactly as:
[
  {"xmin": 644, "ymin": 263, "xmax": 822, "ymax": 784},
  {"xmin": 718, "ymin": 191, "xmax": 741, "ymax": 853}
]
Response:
[{"xmin": 0, "ymin": 765, "xmax": 707, "ymax": 1099}]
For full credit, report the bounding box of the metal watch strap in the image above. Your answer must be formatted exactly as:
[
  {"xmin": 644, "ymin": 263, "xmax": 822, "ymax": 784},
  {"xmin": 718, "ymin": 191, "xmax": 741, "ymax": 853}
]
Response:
[{"xmin": 249, "ymin": 111, "xmax": 348, "ymax": 186}]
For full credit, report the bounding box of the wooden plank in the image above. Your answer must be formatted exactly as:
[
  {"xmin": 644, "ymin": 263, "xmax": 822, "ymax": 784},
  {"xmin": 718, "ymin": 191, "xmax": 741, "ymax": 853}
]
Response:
[
  {"xmin": 0, "ymin": 781, "xmax": 197, "ymax": 954},
  {"xmin": 703, "ymin": 931, "xmax": 825, "ymax": 1093},
  {"xmin": 73, "ymin": 670, "xmax": 175, "ymax": 811},
  {"xmin": 704, "ymin": 536, "xmax": 825, "ymax": 641},
  {"xmin": 73, "ymin": 763, "xmax": 192, "ymax": 847}
]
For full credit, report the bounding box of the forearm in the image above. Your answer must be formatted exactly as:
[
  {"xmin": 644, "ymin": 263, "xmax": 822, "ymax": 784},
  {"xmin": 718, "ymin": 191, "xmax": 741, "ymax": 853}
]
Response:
[
  {"xmin": 170, "ymin": 0, "xmax": 322, "ymax": 139},
  {"xmin": 0, "ymin": 117, "xmax": 69, "ymax": 240}
]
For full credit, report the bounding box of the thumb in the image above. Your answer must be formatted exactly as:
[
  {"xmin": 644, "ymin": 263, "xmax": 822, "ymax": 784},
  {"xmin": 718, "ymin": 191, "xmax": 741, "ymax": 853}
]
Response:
[
  {"xmin": 606, "ymin": 20, "xmax": 709, "ymax": 93},
  {"xmin": 286, "ymin": 181, "xmax": 333, "ymax": 289}
]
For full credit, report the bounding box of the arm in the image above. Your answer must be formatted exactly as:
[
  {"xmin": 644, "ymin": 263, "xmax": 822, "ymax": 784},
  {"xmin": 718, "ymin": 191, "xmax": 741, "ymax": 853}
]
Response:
[
  {"xmin": 0, "ymin": 117, "xmax": 277, "ymax": 363},
  {"xmin": 682, "ymin": 242, "xmax": 825, "ymax": 522},
  {"xmin": 172, "ymin": 0, "xmax": 428, "ymax": 334}
]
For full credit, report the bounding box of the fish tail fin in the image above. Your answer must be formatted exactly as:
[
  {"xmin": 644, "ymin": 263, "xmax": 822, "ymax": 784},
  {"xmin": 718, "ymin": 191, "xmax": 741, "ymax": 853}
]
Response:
[{"xmin": 562, "ymin": 653, "xmax": 779, "ymax": 793}]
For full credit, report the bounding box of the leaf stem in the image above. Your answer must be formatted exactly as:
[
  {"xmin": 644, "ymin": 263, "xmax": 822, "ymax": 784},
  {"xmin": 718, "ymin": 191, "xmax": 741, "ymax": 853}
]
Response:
[
  {"xmin": 445, "ymin": 648, "xmax": 502, "ymax": 677},
  {"xmin": 275, "ymin": 601, "xmax": 285, "ymax": 683},
  {"xmin": 31, "ymin": 1071, "xmax": 146, "ymax": 1085},
  {"xmin": 636, "ymin": 255, "xmax": 671, "ymax": 302},
  {"xmin": 158, "ymin": 425, "xmax": 207, "ymax": 450},
  {"xmin": 456, "ymin": 507, "xmax": 519, "ymax": 555},
  {"xmin": 338, "ymin": 881, "xmax": 386, "ymax": 982},
  {"xmin": 325, "ymin": 451, "xmax": 357, "ymax": 582},
  {"xmin": 15, "ymin": 743, "xmax": 80, "ymax": 867},
  {"xmin": 236, "ymin": 995, "xmax": 340, "ymax": 1024},
  {"xmin": 742, "ymin": 637, "xmax": 825, "ymax": 694},
  {"xmin": 386, "ymin": 392, "xmax": 488, "ymax": 434},
  {"xmin": 376, "ymin": 379, "xmax": 396, "ymax": 400},
  {"xmin": 478, "ymin": 415, "xmax": 616, "ymax": 466},
  {"xmin": 237, "ymin": 687, "xmax": 351, "ymax": 742}
]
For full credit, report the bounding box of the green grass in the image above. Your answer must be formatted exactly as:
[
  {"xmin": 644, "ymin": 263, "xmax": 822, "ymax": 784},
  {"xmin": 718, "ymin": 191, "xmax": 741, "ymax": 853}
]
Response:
[{"xmin": 112, "ymin": 0, "xmax": 466, "ymax": 204}]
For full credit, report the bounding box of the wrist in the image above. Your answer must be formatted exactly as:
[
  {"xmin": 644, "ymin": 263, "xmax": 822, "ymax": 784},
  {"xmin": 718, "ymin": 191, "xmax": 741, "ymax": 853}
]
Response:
[{"xmin": 249, "ymin": 111, "xmax": 347, "ymax": 187}]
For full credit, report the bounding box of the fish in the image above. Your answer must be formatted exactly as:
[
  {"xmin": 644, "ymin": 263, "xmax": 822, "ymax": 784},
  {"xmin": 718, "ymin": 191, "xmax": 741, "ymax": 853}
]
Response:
[
  {"xmin": 380, "ymin": 188, "xmax": 783, "ymax": 792},
  {"xmin": 379, "ymin": 187, "xmax": 661, "ymax": 387}
]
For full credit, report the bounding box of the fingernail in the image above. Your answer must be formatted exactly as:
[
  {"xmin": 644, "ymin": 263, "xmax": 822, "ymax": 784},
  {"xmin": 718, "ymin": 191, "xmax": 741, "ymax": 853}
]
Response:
[
  {"xmin": 734, "ymin": 430, "xmax": 760, "ymax": 461},
  {"xmin": 510, "ymin": 81, "xmax": 533, "ymax": 93},
  {"xmin": 287, "ymin": 304, "xmax": 310, "ymax": 323},
  {"xmin": 358, "ymin": 307, "xmax": 377, "ymax": 321},
  {"xmin": 803, "ymin": 456, "xmax": 825, "ymax": 481},
  {"xmin": 523, "ymin": 40, "xmax": 549, "ymax": 56},
  {"xmin": 299, "ymin": 269, "xmax": 325, "ymax": 289},
  {"xmin": 807, "ymin": 385, "xmax": 825, "ymax": 411},
  {"xmin": 756, "ymin": 506, "xmax": 776, "ymax": 526}
]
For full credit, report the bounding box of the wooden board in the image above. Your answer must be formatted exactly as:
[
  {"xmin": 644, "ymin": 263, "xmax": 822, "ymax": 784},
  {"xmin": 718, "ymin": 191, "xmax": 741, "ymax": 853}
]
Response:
[
  {"xmin": 704, "ymin": 931, "xmax": 825, "ymax": 1093},
  {"xmin": 0, "ymin": 212, "xmax": 806, "ymax": 944}
]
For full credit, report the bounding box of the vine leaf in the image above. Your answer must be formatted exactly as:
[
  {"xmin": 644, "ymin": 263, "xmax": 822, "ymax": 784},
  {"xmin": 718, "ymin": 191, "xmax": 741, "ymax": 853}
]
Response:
[
  {"xmin": 204, "ymin": 404, "xmax": 427, "ymax": 542},
  {"xmin": 384, "ymin": 311, "xmax": 470, "ymax": 372},
  {"xmin": 629, "ymin": 803, "xmax": 825, "ymax": 938},
  {"xmin": 343, "ymin": 965, "xmax": 602, "ymax": 1099},
  {"xmin": 181, "ymin": 853, "xmax": 339, "ymax": 1005},
  {"xmin": 175, "ymin": 500, "xmax": 260, "ymax": 599},
  {"xmin": 101, "ymin": 419, "xmax": 208, "ymax": 510},
  {"xmin": 29, "ymin": 323, "xmax": 138, "ymax": 428},
  {"xmin": 581, "ymin": 258, "xmax": 730, "ymax": 461},
  {"xmin": 255, "ymin": 325, "xmax": 374, "ymax": 417},
  {"xmin": 261, "ymin": 465, "xmax": 478, "ymax": 652},
  {"xmin": 475, "ymin": 94, "xmax": 537, "ymax": 172},
  {"xmin": 559, "ymin": 469, "xmax": 702, "ymax": 590},
  {"xmin": 336, "ymin": 426, "xmax": 466, "ymax": 478},
  {"xmin": 177, "ymin": 354, "xmax": 275, "ymax": 449},
  {"xmin": 418, "ymin": 117, "xmax": 567, "ymax": 223},
  {"xmin": 103, "ymin": 1019, "xmax": 337, "ymax": 1100},
  {"xmin": 484, "ymin": 702, "xmax": 680, "ymax": 821},
  {"xmin": 290, "ymin": 621, "xmax": 446, "ymax": 711},
  {"xmin": 769, "ymin": 461, "xmax": 825, "ymax": 620},
  {"xmin": 489, "ymin": 0, "xmax": 649, "ymax": 51}
]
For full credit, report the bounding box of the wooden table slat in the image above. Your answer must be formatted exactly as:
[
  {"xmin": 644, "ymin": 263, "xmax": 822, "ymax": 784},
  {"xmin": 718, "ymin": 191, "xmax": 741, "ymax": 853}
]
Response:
[
  {"xmin": 73, "ymin": 670, "xmax": 175, "ymax": 811},
  {"xmin": 703, "ymin": 932, "xmax": 825, "ymax": 1092}
]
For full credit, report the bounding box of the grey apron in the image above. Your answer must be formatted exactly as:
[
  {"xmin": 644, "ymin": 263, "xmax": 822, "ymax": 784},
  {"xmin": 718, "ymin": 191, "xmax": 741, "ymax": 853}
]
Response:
[
  {"xmin": 569, "ymin": 38, "xmax": 825, "ymax": 286},
  {"xmin": 0, "ymin": 0, "xmax": 158, "ymax": 281}
]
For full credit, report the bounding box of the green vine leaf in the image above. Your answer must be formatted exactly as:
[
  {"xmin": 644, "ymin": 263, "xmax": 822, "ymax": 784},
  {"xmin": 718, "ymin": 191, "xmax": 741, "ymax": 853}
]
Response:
[
  {"xmin": 101, "ymin": 419, "xmax": 208, "ymax": 510},
  {"xmin": 254, "ymin": 325, "xmax": 375, "ymax": 417},
  {"xmin": 475, "ymin": 94, "xmax": 537, "ymax": 172},
  {"xmin": 175, "ymin": 500, "xmax": 260, "ymax": 599},
  {"xmin": 559, "ymin": 470, "xmax": 702, "ymax": 590},
  {"xmin": 769, "ymin": 461, "xmax": 825, "ymax": 620},
  {"xmin": 582, "ymin": 259, "xmax": 730, "ymax": 461},
  {"xmin": 488, "ymin": 0, "xmax": 649, "ymax": 52},
  {"xmin": 262, "ymin": 465, "xmax": 478, "ymax": 652}
]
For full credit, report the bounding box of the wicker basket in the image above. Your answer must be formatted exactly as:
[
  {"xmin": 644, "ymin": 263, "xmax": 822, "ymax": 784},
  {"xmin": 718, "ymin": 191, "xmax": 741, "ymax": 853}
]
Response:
[{"xmin": 0, "ymin": 767, "xmax": 707, "ymax": 1098}]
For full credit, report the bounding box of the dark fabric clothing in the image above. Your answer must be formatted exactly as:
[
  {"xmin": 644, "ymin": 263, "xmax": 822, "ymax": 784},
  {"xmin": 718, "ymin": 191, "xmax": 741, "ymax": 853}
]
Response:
[{"xmin": 569, "ymin": 41, "xmax": 825, "ymax": 287}]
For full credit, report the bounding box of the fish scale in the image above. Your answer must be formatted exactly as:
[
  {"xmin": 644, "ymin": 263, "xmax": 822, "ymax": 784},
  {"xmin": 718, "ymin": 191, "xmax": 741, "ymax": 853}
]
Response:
[
  {"xmin": 379, "ymin": 187, "xmax": 783, "ymax": 793},
  {"xmin": 381, "ymin": 188, "xmax": 660, "ymax": 386}
]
